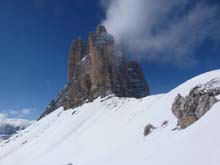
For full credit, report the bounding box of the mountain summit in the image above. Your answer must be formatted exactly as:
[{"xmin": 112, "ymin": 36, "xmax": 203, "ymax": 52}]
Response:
[{"xmin": 39, "ymin": 25, "xmax": 149, "ymax": 119}]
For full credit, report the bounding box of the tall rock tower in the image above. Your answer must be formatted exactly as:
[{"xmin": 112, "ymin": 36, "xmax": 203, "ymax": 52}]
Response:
[{"xmin": 39, "ymin": 25, "xmax": 150, "ymax": 119}]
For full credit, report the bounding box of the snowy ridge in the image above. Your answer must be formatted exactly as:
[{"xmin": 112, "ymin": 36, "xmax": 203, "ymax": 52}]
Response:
[{"xmin": 0, "ymin": 70, "xmax": 220, "ymax": 165}]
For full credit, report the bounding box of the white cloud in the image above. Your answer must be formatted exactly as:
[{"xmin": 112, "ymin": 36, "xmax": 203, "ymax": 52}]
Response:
[
  {"xmin": 0, "ymin": 108, "xmax": 33, "ymax": 136},
  {"xmin": 0, "ymin": 112, "xmax": 33, "ymax": 139},
  {"xmin": 8, "ymin": 109, "xmax": 19, "ymax": 115},
  {"xmin": 101, "ymin": 0, "xmax": 220, "ymax": 66},
  {"xmin": 0, "ymin": 114, "xmax": 6, "ymax": 127},
  {"xmin": 5, "ymin": 108, "xmax": 33, "ymax": 118},
  {"xmin": 20, "ymin": 109, "xmax": 31, "ymax": 115}
]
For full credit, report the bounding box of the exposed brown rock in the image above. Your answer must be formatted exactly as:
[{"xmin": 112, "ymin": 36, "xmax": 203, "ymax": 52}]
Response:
[
  {"xmin": 68, "ymin": 37, "xmax": 87, "ymax": 81},
  {"xmin": 39, "ymin": 25, "xmax": 150, "ymax": 119}
]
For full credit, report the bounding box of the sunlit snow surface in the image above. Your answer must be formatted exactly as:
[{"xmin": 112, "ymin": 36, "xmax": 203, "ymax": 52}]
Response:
[{"xmin": 0, "ymin": 70, "xmax": 220, "ymax": 165}]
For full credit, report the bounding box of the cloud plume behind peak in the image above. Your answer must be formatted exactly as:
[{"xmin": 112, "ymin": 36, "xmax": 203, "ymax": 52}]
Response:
[{"xmin": 101, "ymin": 0, "xmax": 220, "ymax": 66}]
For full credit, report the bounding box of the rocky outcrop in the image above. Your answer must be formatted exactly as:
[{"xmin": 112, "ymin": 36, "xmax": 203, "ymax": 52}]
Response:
[
  {"xmin": 38, "ymin": 99, "xmax": 56, "ymax": 119},
  {"xmin": 39, "ymin": 25, "xmax": 150, "ymax": 119},
  {"xmin": 172, "ymin": 78, "xmax": 220, "ymax": 128},
  {"xmin": 144, "ymin": 124, "xmax": 155, "ymax": 136},
  {"xmin": 127, "ymin": 61, "xmax": 149, "ymax": 98}
]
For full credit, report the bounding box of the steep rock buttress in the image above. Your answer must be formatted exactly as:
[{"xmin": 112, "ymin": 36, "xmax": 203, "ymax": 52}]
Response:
[{"xmin": 39, "ymin": 25, "xmax": 150, "ymax": 119}]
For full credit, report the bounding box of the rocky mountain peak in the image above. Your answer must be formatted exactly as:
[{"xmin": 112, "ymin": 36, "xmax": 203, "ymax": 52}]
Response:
[{"xmin": 39, "ymin": 25, "xmax": 150, "ymax": 119}]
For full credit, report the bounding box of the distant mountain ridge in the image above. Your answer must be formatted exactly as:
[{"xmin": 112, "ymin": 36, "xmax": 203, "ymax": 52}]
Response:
[
  {"xmin": 0, "ymin": 117, "xmax": 32, "ymax": 142},
  {"xmin": 39, "ymin": 25, "xmax": 149, "ymax": 119}
]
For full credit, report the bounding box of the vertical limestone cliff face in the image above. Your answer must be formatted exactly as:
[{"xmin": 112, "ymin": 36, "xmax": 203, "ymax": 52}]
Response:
[
  {"xmin": 39, "ymin": 25, "xmax": 150, "ymax": 119},
  {"xmin": 68, "ymin": 37, "xmax": 87, "ymax": 82}
]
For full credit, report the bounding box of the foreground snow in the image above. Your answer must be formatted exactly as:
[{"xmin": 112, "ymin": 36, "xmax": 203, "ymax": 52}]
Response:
[{"xmin": 0, "ymin": 70, "xmax": 220, "ymax": 165}]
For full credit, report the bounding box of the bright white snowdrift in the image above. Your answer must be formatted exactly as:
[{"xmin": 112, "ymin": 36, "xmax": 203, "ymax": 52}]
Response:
[{"xmin": 0, "ymin": 70, "xmax": 220, "ymax": 165}]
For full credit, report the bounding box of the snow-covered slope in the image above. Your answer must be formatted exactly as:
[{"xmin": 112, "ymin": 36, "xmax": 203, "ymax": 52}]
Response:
[{"xmin": 0, "ymin": 70, "xmax": 220, "ymax": 165}]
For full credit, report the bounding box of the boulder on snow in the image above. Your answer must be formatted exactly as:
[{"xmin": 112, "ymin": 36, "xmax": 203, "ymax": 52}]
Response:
[
  {"xmin": 144, "ymin": 124, "xmax": 155, "ymax": 136},
  {"xmin": 172, "ymin": 79, "xmax": 220, "ymax": 129},
  {"xmin": 161, "ymin": 120, "xmax": 168, "ymax": 127}
]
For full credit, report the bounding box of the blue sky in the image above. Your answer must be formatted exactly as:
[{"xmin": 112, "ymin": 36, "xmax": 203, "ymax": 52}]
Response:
[{"xmin": 0, "ymin": 0, "xmax": 219, "ymax": 120}]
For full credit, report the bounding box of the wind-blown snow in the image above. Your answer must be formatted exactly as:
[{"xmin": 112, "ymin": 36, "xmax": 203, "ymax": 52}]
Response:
[{"xmin": 0, "ymin": 70, "xmax": 219, "ymax": 165}]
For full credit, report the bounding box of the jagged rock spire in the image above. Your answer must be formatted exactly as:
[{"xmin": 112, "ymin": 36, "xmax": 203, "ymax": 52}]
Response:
[{"xmin": 39, "ymin": 25, "xmax": 150, "ymax": 119}]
